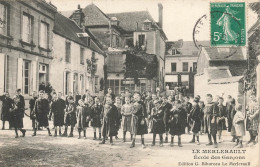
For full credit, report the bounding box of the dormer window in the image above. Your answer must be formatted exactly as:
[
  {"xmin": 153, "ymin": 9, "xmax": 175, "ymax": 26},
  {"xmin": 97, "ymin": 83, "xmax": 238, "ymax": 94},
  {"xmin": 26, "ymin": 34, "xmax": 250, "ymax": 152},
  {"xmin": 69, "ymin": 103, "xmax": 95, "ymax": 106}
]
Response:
[
  {"xmin": 143, "ymin": 19, "xmax": 151, "ymax": 30},
  {"xmin": 172, "ymin": 49, "xmax": 177, "ymax": 55},
  {"xmin": 110, "ymin": 17, "xmax": 120, "ymax": 26}
]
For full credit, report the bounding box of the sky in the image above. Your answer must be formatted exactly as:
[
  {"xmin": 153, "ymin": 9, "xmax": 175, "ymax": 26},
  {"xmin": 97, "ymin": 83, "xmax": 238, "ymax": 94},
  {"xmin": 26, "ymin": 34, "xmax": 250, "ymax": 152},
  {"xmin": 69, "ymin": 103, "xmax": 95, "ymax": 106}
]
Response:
[{"xmin": 48, "ymin": 0, "xmax": 258, "ymax": 42}]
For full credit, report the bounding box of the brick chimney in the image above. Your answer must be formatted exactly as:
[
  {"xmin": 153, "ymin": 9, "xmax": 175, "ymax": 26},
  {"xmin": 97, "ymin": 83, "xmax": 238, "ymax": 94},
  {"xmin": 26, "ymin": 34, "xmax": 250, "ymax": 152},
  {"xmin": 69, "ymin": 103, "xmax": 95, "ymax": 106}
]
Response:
[
  {"xmin": 158, "ymin": 3, "xmax": 163, "ymax": 28},
  {"xmin": 70, "ymin": 5, "xmax": 85, "ymax": 28}
]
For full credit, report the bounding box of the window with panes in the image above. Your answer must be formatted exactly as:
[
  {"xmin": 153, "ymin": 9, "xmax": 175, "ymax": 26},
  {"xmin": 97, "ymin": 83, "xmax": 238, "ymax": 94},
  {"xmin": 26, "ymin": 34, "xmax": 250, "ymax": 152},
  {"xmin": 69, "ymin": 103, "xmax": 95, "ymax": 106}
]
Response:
[{"xmin": 23, "ymin": 60, "xmax": 31, "ymax": 94}]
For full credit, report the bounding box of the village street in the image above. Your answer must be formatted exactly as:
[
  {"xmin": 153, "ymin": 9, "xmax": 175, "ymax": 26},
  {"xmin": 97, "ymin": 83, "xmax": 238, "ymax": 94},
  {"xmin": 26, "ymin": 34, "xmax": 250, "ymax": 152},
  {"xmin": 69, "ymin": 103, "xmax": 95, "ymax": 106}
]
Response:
[{"xmin": 0, "ymin": 112, "xmax": 259, "ymax": 167}]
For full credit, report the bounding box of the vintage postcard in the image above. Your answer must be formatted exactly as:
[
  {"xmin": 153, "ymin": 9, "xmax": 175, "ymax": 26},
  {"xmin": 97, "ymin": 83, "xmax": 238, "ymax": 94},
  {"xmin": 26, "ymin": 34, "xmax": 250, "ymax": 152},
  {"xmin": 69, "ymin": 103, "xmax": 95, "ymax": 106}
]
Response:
[{"xmin": 0, "ymin": 0, "xmax": 259, "ymax": 167}]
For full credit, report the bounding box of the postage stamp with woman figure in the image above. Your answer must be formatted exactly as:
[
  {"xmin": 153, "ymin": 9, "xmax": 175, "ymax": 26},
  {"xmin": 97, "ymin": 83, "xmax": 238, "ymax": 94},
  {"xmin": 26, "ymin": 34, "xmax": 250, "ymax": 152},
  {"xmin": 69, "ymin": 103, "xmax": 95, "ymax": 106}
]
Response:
[{"xmin": 210, "ymin": 2, "xmax": 246, "ymax": 46}]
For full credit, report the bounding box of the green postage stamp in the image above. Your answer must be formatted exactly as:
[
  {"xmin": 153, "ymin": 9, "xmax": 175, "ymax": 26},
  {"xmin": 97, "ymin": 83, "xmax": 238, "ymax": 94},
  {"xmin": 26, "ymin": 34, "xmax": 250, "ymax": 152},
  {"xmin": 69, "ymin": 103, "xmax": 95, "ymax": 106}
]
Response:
[{"xmin": 210, "ymin": 2, "xmax": 246, "ymax": 46}]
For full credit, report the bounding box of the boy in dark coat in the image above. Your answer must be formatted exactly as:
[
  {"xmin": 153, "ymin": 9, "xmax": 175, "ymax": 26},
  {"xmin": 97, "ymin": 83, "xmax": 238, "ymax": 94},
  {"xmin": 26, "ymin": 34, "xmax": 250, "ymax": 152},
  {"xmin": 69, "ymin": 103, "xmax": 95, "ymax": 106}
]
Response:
[
  {"xmin": 49, "ymin": 92, "xmax": 66, "ymax": 137},
  {"xmin": 91, "ymin": 97, "xmax": 103, "ymax": 140},
  {"xmin": 10, "ymin": 95, "xmax": 26, "ymax": 138},
  {"xmin": 0, "ymin": 92, "xmax": 12, "ymax": 130},
  {"xmin": 189, "ymin": 97, "xmax": 201, "ymax": 145},
  {"xmin": 226, "ymin": 95, "xmax": 233, "ymax": 132},
  {"xmin": 150, "ymin": 100, "xmax": 165, "ymax": 147},
  {"xmin": 99, "ymin": 96, "xmax": 119, "ymax": 145},
  {"xmin": 229, "ymin": 99, "xmax": 237, "ymax": 142},
  {"xmin": 33, "ymin": 90, "xmax": 52, "ymax": 136},
  {"xmin": 130, "ymin": 92, "xmax": 148, "ymax": 149},
  {"xmin": 29, "ymin": 91, "xmax": 38, "ymax": 132},
  {"xmin": 204, "ymin": 94, "xmax": 219, "ymax": 148},
  {"xmin": 217, "ymin": 97, "xmax": 227, "ymax": 143},
  {"xmin": 63, "ymin": 96, "xmax": 77, "ymax": 137},
  {"xmin": 114, "ymin": 96, "xmax": 122, "ymax": 140},
  {"xmin": 184, "ymin": 96, "xmax": 192, "ymax": 134},
  {"xmin": 169, "ymin": 100, "xmax": 186, "ymax": 147},
  {"xmin": 161, "ymin": 96, "xmax": 172, "ymax": 143}
]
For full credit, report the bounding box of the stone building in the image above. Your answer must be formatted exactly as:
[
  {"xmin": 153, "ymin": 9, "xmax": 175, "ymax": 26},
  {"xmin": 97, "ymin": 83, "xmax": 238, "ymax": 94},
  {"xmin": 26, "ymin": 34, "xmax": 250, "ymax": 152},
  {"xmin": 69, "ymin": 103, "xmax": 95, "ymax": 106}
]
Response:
[
  {"xmin": 194, "ymin": 47, "xmax": 247, "ymax": 103},
  {"xmin": 67, "ymin": 3, "xmax": 167, "ymax": 95},
  {"xmin": 50, "ymin": 12, "xmax": 104, "ymax": 96},
  {"xmin": 0, "ymin": 0, "xmax": 57, "ymax": 97},
  {"xmin": 165, "ymin": 40, "xmax": 209, "ymax": 95}
]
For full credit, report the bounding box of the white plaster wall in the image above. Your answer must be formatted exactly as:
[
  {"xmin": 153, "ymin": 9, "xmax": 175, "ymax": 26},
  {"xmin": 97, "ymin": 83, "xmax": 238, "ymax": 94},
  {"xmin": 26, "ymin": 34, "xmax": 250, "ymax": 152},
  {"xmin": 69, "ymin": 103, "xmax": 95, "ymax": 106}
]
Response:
[
  {"xmin": 165, "ymin": 56, "xmax": 198, "ymax": 73},
  {"xmin": 195, "ymin": 74, "xmax": 242, "ymax": 104},
  {"xmin": 50, "ymin": 34, "xmax": 87, "ymax": 95}
]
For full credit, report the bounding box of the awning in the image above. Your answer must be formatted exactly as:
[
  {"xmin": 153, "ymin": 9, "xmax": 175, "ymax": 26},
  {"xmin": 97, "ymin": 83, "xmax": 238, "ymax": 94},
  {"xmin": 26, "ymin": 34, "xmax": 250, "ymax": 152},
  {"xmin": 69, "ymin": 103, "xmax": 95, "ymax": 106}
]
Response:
[{"xmin": 165, "ymin": 75, "xmax": 178, "ymax": 82}]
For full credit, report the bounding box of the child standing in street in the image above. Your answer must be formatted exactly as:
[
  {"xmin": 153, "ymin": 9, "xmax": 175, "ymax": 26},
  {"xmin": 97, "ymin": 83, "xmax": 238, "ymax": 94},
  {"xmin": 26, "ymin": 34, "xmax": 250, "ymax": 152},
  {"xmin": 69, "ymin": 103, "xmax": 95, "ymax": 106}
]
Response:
[
  {"xmin": 121, "ymin": 96, "xmax": 133, "ymax": 142},
  {"xmin": 169, "ymin": 100, "xmax": 186, "ymax": 147},
  {"xmin": 33, "ymin": 90, "xmax": 52, "ymax": 137},
  {"xmin": 246, "ymin": 95, "xmax": 259, "ymax": 145},
  {"xmin": 130, "ymin": 92, "xmax": 148, "ymax": 149},
  {"xmin": 10, "ymin": 95, "xmax": 26, "ymax": 138},
  {"xmin": 217, "ymin": 97, "xmax": 227, "ymax": 143},
  {"xmin": 232, "ymin": 104, "xmax": 245, "ymax": 148},
  {"xmin": 99, "ymin": 96, "xmax": 119, "ymax": 145},
  {"xmin": 204, "ymin": 94, "xmax": 219, "ymax": 148},
  {"xmin": 76, "ymin": 99, "xmax": 87, "ymax": 139},
  {"xmin": 189, "ymin": 97, "xmax": 201, "ymax": 145},
  {"xmin": 150, "ymin": 100, "xmax": 165, "ymax": 147},
  {"xmin": 62, "ymin": 96, "xmax": 77, "ymax": 137},
  {"xmin": 49, "ymin": 92, "xmax": 66, "ymax": 137},
  {"xmin": 91, "ymin": 97, "xmax": 103, "ymax": 140},
  {"xmin": 114, "ymin": 96, "xmax": 122, "ymax": 140}
]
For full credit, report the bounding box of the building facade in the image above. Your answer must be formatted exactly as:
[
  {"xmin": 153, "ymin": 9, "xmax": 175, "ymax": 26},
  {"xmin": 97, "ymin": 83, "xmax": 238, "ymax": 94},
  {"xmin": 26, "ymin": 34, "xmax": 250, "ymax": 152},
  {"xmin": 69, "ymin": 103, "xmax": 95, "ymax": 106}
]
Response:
[
  {"xmin": 0, "ymin": 0, "xmax": 57, "ymax": 97},
  {"xmin": 51, "ymin": 12, "xmax": 104, "ymax": 96},
  {"xmin": 165, "ymin": 40, "xmax": 209, "ymax": 95},
  {"xmin": 194, "ymin": 47, "xmax": 247, "ymax": 103},
  {"xmin": 68, "ymin": 3, "xmax": 167, "ymax": 95}
]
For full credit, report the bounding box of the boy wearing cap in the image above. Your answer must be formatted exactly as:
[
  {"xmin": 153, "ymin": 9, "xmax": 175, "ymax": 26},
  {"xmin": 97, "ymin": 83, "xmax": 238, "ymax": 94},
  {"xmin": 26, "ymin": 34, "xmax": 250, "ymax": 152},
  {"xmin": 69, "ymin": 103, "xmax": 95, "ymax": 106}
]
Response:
[
  {"xmin": 189, "ymin": 96, "xmax": 201, "ymax": 145},
  {"xmin": 204, "ymin": 94, "xmax": 219, "ymax": 148}
]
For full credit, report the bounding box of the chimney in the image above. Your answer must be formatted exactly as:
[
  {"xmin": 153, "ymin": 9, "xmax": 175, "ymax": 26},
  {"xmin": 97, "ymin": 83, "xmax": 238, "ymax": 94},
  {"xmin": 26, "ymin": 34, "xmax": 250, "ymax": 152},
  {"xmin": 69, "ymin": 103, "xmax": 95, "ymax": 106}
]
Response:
[{"xmin": 158, "ymin": 3, "xmax": 163, "ymax": 28}]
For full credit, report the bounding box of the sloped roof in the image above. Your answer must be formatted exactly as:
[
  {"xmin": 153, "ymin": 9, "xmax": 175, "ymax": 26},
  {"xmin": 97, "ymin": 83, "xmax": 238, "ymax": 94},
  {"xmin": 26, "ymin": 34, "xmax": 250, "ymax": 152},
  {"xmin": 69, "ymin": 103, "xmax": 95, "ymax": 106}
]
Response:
[
  {"xmin": 166, "ymin": 40, "xmax": 183, "ymax": 50},
  {"xmin": 206, "ymin": 68, "xmax": 231, "ymax": 80},
  {"xmin": 166, "ymin": 40, "xmax": 209, "ymax": 56},
  {"xmin": 204, "ymin": 47, "xmax": 246, "ymax": 61},
  {"xmin": 83, "ymin": 4, "xmax": 110, "ymax": 27},
  {"xmin": 54, "ymin": 12, "xmax": 86, "ymax": 46},
  {"xmin": 106, "ymin": 11, "xmax": 155, "ymax": 32},
  {"xmin": 209, "ymin": 76, "xmax": 243, "ymax": 84}
]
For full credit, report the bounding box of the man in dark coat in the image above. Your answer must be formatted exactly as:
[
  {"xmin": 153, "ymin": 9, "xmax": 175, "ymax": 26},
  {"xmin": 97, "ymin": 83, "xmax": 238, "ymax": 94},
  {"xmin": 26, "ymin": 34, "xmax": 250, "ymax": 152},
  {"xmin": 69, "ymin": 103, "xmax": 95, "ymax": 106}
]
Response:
[
  {"xmin": 33, "ymin": 90, "xmax": 52, "ymax": 136},
  {"xmin": 29, "ymin": 91, "xmax": 38, "ymax": 132},
  {"xmin": 99, "ymin": 96, "xmax": 119, "ymax": 145},
  {"xmin": 0, "ymin": 92, "xmax": 12, "ymax": 130}
]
